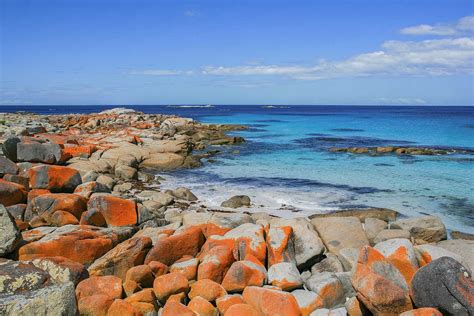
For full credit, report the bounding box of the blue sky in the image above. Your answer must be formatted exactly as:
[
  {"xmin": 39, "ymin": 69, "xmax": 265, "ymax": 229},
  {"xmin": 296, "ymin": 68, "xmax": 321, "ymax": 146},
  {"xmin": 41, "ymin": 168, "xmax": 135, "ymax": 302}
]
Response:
[{"xmin": 1, "ymin": 0, "xmax": 473, "ymax": 105}]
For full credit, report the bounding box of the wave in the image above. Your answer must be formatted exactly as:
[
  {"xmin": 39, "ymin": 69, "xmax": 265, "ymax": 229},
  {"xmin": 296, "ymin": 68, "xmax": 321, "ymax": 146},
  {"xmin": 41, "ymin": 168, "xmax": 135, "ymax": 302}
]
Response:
[{"xmin": 167, "ymin": 105, "xmax": 215, "ymax": 108}]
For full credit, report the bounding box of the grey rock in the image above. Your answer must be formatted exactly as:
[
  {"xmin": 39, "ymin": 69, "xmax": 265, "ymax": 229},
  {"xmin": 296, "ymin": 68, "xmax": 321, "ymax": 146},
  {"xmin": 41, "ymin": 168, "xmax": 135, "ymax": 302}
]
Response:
[
  {"xmin": 411, "ymin": 257, "xmax": 474, "ymax": 315},
  {"xmin": 337, "ymin": 248, "xmax": 359, "ymax": 271},
  {"xmin": 5, "ymin": 204, "xmax": 27, "ymax": 221},
  {"xmin": 115, "ymin": 165, "xmax": 138, "ymax": 180},
  {"xmin": 1, "ymin": 136, "xmax": 21, "ymax": 162},
  {"xmin": 305, "ymin": 272, "xmax": 347, "ymax": 309},
  {"xmin": 267, "ymin": 262, "xmax": 303, "ymax": 290},
  {"xmin": 96, "ymin": 175, "xmax": 116, "ymax": 191},
  {"xmin": 0, "ymin": 205, "xmax": 22, "ymax": 256},
  {"xmin": 17, "ymin": 142, "xmax": 64, "ymax": 164},
  {"xmin": 166, "ymin": 187, "xmax": 198, "ymax": 201},
  {"xmin": 3, "ymin": 174, "xmax": 29, "ymax": 189},
  {"xmin": 82, "ymin": 170, "xmax": 99, "ymax": 182},
  {"xmin": 221, "ymin": 195, "xmax": 251, "ymax": 208},
  {"xmin": 0, "ymin": 157, "xmax": 18, "ymax": 176},
  {"xmin": 311, "ymin": 253, "xmax": 344, "ymax": 274}
]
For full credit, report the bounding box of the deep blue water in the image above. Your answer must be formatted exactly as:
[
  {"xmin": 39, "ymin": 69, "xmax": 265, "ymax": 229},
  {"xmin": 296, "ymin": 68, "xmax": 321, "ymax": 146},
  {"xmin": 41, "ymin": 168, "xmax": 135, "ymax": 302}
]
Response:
[{"xmin": 2, "ymin": 105, "xmax": 473, "ymax": 231}]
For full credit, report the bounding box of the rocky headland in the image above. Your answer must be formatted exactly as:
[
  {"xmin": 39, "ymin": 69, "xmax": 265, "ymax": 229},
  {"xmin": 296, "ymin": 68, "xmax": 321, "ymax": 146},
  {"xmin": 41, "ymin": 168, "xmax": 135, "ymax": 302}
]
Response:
[{"xmin": 0, "ymin": 108, "xmax": 473, "ymax": 316}]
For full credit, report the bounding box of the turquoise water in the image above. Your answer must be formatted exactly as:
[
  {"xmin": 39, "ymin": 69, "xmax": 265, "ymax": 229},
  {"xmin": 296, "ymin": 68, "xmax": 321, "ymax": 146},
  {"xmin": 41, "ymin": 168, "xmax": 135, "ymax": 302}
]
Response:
[
  {"xmin": 3, "ymin": 105, "xmax": 473, "ymax": 231},
  {"xmin": 159, "ymin": 106, "xmax": 474, "ymax": 232}
]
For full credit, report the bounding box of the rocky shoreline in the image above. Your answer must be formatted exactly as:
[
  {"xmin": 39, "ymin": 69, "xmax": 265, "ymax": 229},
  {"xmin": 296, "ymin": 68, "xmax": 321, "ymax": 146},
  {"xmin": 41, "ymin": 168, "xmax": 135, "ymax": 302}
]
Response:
[{"xmin": 0, "ymin": 108, "xmax": 473, "ymax": 316}]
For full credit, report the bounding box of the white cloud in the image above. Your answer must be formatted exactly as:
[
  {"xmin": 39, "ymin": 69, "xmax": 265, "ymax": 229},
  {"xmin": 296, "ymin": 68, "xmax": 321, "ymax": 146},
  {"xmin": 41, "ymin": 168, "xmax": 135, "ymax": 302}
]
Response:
[
  {"xmin": 129, "ymin": 69, "xmax": 194, "ymax": 76},
  {"xmin": 200, "ymin": 37, "xmax": 474, "ymax": 80},
  {"xmin": 400, "ymin": 15, "xmax": 473, "ymax": 36}
]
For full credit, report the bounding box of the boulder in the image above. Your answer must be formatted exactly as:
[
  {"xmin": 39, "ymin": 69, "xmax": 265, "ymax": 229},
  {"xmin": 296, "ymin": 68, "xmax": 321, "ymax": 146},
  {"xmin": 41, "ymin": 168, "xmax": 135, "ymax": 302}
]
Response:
[
  {"xmin": 411, "ymin": 257, "xmax": 473, "ymax": 315},
  {"xmin": 88, "ymin": 237, "xmax": 152, "ymax": 279},
  {"xmin": 415, "ymin": 244, "xmax": 472, "ymax": 277},
  {"xmin": 31, "ymin": 256, "xmax": 89, "ymax": 285},
  {"xmin": 115, "ymin": 165, "xmax": 138, "ymax": 180},
  {"xmin": 74, "ymin": 181, "xmax": 110, "ymax": 198},
  {"xmin": 17, "ymin": 142, "xmax": 66, "ymax": 164},
  {"xmin": 76, "ymin": 275, "xmax": 123, "ymax": 301},
  {"xmin": 187, "ymin": 296, "xmax": 218, "ymax": 316},
  {"xmin": 2, "ymin": 136, "xmax": 21, "ymax": 161},
  {"xmin": 78, "ymin": 294, "xmax": 114, "ymax": 316},
  {"xmin": 197, "ymin": 245, "xmax": 235, "ymax": 283},
  {"xmin": 242, "ymin": 286, "xmax": 301, "ymax": 316},
  {"xmin": 305, "ymin": 272, "xmax": 347, "ymax": 309},
  {"xmin": 189, "ymin": 279, "xmax": 227, "ymax": 302},
  {"xmin": 124, "ymin": 288, "xmax": 159, "ymax": 314},
  {"xmin": 170, "ymin": 256, "xmax": 199, "ymax": 280},
  {"xmin": 311, "ymin": 253, "xmax": 344, "ymax": 274},
  {"xmin": 25, "ymin": 193, "xmax": 87, "ymax": 222},
  {"xmin": 162, "ymin": 300, "xmax": 195, "ymax": 316},
  {"xmin": 216, "ymin": 294, "xmax": 246, "ymax": 315},
  {"xmin": 0, "ymin": 156, "xmax": 19, "ymax": 176},
  {"xmin": 205, "ymin": 212, "xmax": 253, "ymax": 237},
  {"xmin": 153, "ymin": 272, "xmax": 189, "ymax": 302},
  {"xmin": 266, "ymin": 225, "xmax": 296, "ymax": 267},
  {"xmin": 351, "ymin": 246, "xmax": 413, "ymax": 315},
  {"xmin": 390, "ymin": 216, "xmax": 447, "ymax": 243},
  {"xmin": 225, "ymin": 303, "xmax": 261, "ymax": 316},
  {"xmin": 436, "ymin": 239, "xmax": 474, "ymax": 274},
  {"xmin": 0, "ymin": 205, "xmax": 22, "ymax": 256},
  {"xmin": 87, "ymin": 194, "xmax": 137, "ymax": 227},
  {"xmin": 291, "ymin": 289, "xmax": 321, "ymax": 316},
  {"xmin": 400, "ymin": 308, "xmax": 443, "ymax": 316},
  {"xmin": 223, "ymin": 223, "xmax": 267, "ymax": 264},
  {"xmin": 123, "ymin": 265, "xmax": 155, "ymax": 296},
  {"xmin": 3, "ymin": 174, "xmax": 29, "ymax": 188},
  {"xmin": 0, "ymin": 179, "xmax": 26, "ymax": 206},
  {"xmin": 167, "ymin": 187, "xmax": 198, "ymax": 201},
  {"xmin": 373, "ymin": 229, "xmax": 411, "ymax": 244},
  {"xmin": 221, "ymin": 256, "xmax": 267, "ymax": 292},
  {"xmin": 221, "ymin": 195, "xmax": 251, "ymax": 208},
  {"xmin": 268, "ymin": 262, "xmax": 303, "ymax": 291},
  {"xmin": 364, "ymin": 218, "xmax": 387, "ymax": 245},
  {"xmin": 374, "ymin": 238, "xmax": 419, "ymax": 284},
  {"xmin": 5, "ymin": 204, "xmax": 27, "ymax": 220},
  {"xmin": 144, "ymin": 225, "xmax": 205, "ymax": 266},
  {"xmin": 106, "ymin": 299, "xmax": 143, "ymax": 316},
  {"xmin": 29, "ymin": 165, "xmax": 82, "ymax": 192},
  {"xmin": 19, "ymin": 224, "xmax": 135, "ymax": 265},
  {"xmin": 271, "ymin": 217, "xmax": 325, "ymax": 270},
  {"xmin": 139, "ymin": 152, "xmax": 188, "ymax": 170},
  {"xmin": 312, "ymin": 216, "xmax": 369, "ymax": 257}
]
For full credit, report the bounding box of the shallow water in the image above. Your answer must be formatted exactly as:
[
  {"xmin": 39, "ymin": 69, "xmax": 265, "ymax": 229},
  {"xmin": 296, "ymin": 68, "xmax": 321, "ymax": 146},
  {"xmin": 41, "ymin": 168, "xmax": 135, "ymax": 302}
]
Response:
[{"xmin": 3, "ymin": 105, "xmax": 473, "ymax": 231}]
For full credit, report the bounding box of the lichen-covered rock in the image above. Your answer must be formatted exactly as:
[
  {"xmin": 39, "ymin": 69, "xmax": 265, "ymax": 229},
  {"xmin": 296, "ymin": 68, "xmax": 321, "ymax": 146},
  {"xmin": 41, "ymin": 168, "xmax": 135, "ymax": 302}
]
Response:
[
  {"xmin": 74, "ymin": 181, "xmax": 110, "ymax": 198},
  {"xmin": 0, "ymin": 179, "xmax": 26, "ymax": 207},
  {"xmin": 78, "ymin": 294, "xmax": 114, "ymax": 316},
  {"xmin": 29, "ymin": 165, "xmax": 82, "ymax": 192},
  {"xmin": 31, "ymin": 256, "xmax": 88, "ymax": 285},
  {"xmin": 123, "ymin": 265, "xmax": 155, "ymax": 296},
  {"xmin": 242, "ymin": 286, "xmax": 301, "ymax": 316},
  {"xmin": 189, "ymin": 279, "xmax": 227, "ymax": 302},
  {"xmin": 224, "ymin": 223, "xmax": 267, "ymax": 264},
  {"xmin": 0, "ymin": 260, "xmax": 77, "ymax": 315},
  {"xmin": 221, "ymin": 256, "xmax": 267, "ymax": 292},
  {"xmin": 76, "ymin": 275, "xmax": 123, "ymax": 301},
  {"xmin": 25, "ymin": 193, "xmax": 87, "ymax": 223},
  {"xmin": 351, "ymin": 246, "xmax": 412, "ymax": 315},
  {"xmin": 170, "ymin": 256, "xmax": 199, "ymax": 280},
  {"xmin": 271, "ymin": 217, "xmax": 325, "ymax": 270},
  {"xmin": 435, "ymin": 239, "xmax": 474, "ymax": 275},
  {"xmin": 153, "ymin": 272, "xmax": 189, "ymax": 302},
  {"xmin": 144, "ymin": 225, "xmax": 205, "ymax": 266},
  {"xmin": 87, "ymin": 194, "xmax": 137, "ymax": 227},
  {"xmin": 292, "ymin": 289, "xmax": 321, "ymax": 316},
  {"xmin": 305, "ymin": 272, "xmax": 347, "ymax": 309},
  {"xmin": 268, "ymin": 262, "xmax": 303, "ymax": 291},
  {"xmin": 19, "ymin": 224, "xmax": 135, "ymax": 265},
  {"xmin": 266, "ymin": 225, "xmax": 296, "ymax": 267},
  {"xmin": 374, "ymin": 238, "xmax": 419, "ymax": 284},
  {"xmin": 0, "ymin": 205, "xmax": 22, "ymax": 256},
  {"xmin": 311, "ymin": 253, "xmax": 344, "ymax": 274},
  {"xmin": 88, "ymin": 236, "xmax": 152, "ymax": 279},
  {"xmin": 187, "ymin": 296, "xmax": 218, "ymax": 316},
  {"xmin": 399, "ymin": 308, "xmax": 443, "ymax": 316},
  {"xmin": 410, "ymin": 257, "xmax": 474, "ymax": 315},
  {"xmin": 107, "ymin": 299, "xmax": 143, "ymax": 316},
  {"xmin": 225, "ymin": 303, "xmax": 261, "ymax": 316},
  {"xmin": 390, "ymin": 216, "xmax": 447, "ymax": 243},
  {"xmin": 216, "ymin": 294, "xmax": 246, "ymax": 315},
  {"xmin": 414, "ymin": 244, "xmax": 471, "ymax": 274},
  {"xmin": 162, "ymin": 300, "xmax": 195, "ymax": 316},
  {"xmin": 197, "ymin": 245, "xmax": 235, "ymax": 283}
]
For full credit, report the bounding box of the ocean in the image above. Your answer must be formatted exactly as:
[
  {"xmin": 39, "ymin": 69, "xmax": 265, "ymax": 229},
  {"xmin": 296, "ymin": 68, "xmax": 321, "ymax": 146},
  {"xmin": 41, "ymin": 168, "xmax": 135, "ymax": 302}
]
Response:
[{"xmin": 2, "ymin": 105, "xmax": 473, "ymax": 231}]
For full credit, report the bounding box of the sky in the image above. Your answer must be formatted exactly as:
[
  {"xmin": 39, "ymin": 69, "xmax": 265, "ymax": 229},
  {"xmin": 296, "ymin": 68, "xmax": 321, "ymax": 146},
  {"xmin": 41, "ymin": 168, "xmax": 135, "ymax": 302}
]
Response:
[{"xmin": 1, "ymin": 0, "xmax": 473, "ymax": 105}]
